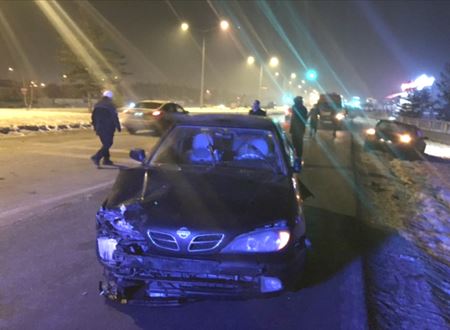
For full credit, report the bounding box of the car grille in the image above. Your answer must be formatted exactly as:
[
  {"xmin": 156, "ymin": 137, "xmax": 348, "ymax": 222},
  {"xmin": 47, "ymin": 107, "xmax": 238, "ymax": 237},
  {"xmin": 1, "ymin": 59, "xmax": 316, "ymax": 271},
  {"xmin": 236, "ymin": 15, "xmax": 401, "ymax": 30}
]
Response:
[
  {"xmin": 188, "ymin": 234, "xmax": 224, "ymax": 252},
  {"xmin": 147, "ymin": 231, "xmax": 179, "ymax": 251}
]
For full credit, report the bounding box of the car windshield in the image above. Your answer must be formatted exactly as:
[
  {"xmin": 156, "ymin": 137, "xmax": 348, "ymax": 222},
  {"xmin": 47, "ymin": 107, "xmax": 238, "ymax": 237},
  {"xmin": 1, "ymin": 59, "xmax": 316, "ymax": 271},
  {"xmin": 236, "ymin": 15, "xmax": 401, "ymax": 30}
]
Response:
[
  {"xmin": 135, "ymin": 102, "xmax": 163, "ymax": 109},
  {"xmin": 150, "ymin": 125, "xmax": 286, "ymax": 174},
  {"xmin": 378, "ymin": 122, "xmax": 413, "ymax": 134}
]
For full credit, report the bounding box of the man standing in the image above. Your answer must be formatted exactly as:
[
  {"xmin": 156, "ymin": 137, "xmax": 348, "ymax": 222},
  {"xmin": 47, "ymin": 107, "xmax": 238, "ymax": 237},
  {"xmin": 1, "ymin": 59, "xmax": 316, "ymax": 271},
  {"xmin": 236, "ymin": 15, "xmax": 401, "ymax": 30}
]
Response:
[
  {"xmin": 290, "ymin": 96, "xmax": 308, "ymax": 158},
  {"xmin": 90, "ymin": 90, "xmax": 121, "ymax": 167},
  {"xmin": 308, "ymin": 103, "xmax": 320, "ymax": 138},
  {"xmin": 248, "ymin": 99, "xmax": 267, "ymax": 116}
]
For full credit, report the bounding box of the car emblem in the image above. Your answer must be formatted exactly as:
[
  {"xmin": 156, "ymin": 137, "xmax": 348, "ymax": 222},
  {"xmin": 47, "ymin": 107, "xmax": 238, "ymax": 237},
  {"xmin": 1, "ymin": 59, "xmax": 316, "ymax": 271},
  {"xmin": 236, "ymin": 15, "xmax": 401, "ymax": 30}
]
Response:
[{"xmin": 176, "ymin": 227, "xmax": 191, "ymax": 239}]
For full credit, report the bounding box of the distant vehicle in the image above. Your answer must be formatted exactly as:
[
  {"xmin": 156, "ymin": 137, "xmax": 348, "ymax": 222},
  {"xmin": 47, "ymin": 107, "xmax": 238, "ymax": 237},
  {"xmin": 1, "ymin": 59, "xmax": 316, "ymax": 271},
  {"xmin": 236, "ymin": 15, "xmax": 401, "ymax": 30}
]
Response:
[
  {"xmin": 317, "ymin": 93, "xmax": 347, "ymax": 130},
  {"xmin": 120, "ymin": 100, "xmax": 189, "ymax": 135},
  {"xmin": 364, "ymin": 120, "xmax": 427, "ymax": 158},
  {"xmin": 96, "ymin": 114, "xmax": 309, "ymax": 305}
]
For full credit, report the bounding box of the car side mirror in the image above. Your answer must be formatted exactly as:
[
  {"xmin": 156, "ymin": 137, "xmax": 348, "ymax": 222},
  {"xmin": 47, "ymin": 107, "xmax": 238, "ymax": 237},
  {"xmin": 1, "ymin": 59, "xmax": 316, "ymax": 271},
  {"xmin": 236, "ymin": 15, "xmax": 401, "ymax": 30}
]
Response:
[
  {"xmin": 293, "ymin": 158, "xmax": 302, "ymax": 173},
  {"xmin": 129, "ymin": 148, "xmax": 146, "ymax": 163}
]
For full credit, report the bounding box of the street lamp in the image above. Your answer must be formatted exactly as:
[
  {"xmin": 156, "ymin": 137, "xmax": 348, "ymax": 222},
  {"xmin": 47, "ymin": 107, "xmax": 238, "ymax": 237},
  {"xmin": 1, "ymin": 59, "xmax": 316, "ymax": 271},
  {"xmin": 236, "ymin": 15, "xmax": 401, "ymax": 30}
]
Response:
[
  {"xmin": 8, "ymin": 67, "xmax": 14, "ymax": 72},
  {"xmin": 180, "ymin": 20, "xmax": 230, "ymax": 107},
  {"xmin": 247, "ymin": 55, "xmax": 280, "ymax": 99},
  {"xmin": 290, "ymin": 73, "xmax": 297, "ymax": 80}
]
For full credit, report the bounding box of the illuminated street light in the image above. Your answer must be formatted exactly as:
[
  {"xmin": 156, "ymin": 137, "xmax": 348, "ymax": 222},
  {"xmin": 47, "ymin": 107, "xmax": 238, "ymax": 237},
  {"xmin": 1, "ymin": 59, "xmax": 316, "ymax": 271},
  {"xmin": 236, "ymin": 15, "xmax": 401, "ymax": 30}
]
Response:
[
  {"xmin": 247, "ymin": 56, "xmax": 255, "ymax": 65},
  {"xmin": 220, "ymin": 20, "xmax": 230, "ymax": 31},
  {"xmin": 269, "ymin": 56, "xmax": 279, "ymax": 68},
  {"xmin": 290, "ymin": 73, "xmax": 297, "ymax": 80},
  {"xmin": 301, "ymin": 80, "xmax": 305, "ymax": 84},
  {"xmin": 288, "ymin": 81, "xmax": 292, "ymax": 85},
  {"xmin": 8, "ymin": 67, "xmax": 14, "ymax": 72},
  {"xmin": 114, "ymin": 76, "xmax": 119, "ymax": 80},
  {"xmin": 181, "ymin": 20, "xmax": 230, "ymax": 106},
  {"xmin": 275, "ymin": 72, "xmax": 279, "ymax": 77},
  {"xmin": 298, "ymin": 85, "xmax": 302, "ymax": 89},
  {"xmin": 40, "ymin": 83, "xmax": 46, "ymax": 87},
  {"xmin": 62, "ymin": 74, "xmax": 68, "ymax": 79},
  {"xmin": 180, "ymin": 22, "xmax": 189, "ymax": 31}
]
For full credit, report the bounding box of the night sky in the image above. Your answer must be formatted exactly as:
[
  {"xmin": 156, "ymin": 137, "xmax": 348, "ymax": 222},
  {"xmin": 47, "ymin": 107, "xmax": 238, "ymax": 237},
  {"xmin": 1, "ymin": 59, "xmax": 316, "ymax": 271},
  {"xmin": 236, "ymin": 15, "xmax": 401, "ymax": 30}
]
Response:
[{"xmin": 1, "ymin": 0, "xmax": 449, "ymax": 100}]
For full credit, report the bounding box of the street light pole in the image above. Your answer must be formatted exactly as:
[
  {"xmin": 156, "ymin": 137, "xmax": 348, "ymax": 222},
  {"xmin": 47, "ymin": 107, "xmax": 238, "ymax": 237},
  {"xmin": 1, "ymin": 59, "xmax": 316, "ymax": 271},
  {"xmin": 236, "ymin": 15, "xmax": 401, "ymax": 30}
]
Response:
[
  {"xmin": 258, "ymin": 64, "xmax": 263, "ymax": 100},
  {"xmin": 200, "ymin": 34, "xmax": 206, "ymax": 108}
]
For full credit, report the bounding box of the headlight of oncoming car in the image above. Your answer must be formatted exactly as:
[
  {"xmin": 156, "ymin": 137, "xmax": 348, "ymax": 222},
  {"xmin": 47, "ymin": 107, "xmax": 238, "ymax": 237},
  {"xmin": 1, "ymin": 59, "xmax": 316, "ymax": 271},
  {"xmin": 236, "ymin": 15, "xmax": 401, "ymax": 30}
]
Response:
[
  {"xmin": 222, "ymin": 227, "xmax": 290, "ymax": 253},
  {"xmin": 335, "ymin": 113, "xmax": 345, "ymax": 121},
  {"xmin": 399, "ymin": 133, "xmax": 412, "ymax": 144},
  {"xmin": 366, "ymin": 128, "xmax": 376, "ymax": 135}
]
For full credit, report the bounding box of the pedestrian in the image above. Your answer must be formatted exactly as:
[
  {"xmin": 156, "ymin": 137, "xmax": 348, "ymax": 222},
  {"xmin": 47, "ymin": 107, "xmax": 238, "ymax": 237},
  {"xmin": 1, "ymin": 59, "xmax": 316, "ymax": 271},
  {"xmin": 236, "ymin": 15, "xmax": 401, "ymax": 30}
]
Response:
[
  {"xmin": 289, "ymin": 96, "xmax": 308, "ymax": 158},
  {"xmin": 248, "ymin": 99, "xmax": 267, "ymax": 116},
  {"xmin": 90, "ymin": 90, "xmax": 121, "ymax": 167},
  {"xmin": 308, "ymin": 104, "xmax": 320, "ymax": 138}
]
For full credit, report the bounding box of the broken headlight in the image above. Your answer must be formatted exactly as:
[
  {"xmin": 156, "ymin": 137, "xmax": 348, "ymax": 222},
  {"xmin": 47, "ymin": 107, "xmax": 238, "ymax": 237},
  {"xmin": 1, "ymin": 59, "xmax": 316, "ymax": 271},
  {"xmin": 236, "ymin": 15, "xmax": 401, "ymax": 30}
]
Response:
[{"xmin": 97, "ymin": 207, "xmax": 144, "ymax": 239}]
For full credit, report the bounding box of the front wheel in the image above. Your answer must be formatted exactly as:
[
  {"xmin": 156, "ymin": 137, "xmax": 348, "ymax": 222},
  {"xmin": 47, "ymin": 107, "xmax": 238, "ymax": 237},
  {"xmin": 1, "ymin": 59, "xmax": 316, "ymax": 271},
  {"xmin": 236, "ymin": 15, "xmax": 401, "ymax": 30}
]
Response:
[{"xmin": 126, "ymin": 127, "xmax": 137, "ymax": 135}]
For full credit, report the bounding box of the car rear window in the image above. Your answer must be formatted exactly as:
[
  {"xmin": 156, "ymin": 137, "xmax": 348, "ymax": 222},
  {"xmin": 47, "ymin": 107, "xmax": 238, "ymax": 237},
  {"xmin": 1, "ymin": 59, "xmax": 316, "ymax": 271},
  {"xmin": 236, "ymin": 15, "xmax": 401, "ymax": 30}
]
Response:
[
  {"xmin": 135, "ymin": 102, "xmax": 163, "ymax": 109},
  {"xmin": 150, "ymin": 125, "xmax": 286, "ymax": 174}
]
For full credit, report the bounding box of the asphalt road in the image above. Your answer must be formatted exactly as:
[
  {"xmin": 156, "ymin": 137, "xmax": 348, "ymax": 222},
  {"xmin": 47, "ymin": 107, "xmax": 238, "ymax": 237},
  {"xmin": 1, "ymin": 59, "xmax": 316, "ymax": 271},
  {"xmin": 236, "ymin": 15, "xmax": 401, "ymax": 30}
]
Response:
[{"xmin": 0, "ymin": 127, "xmax": 368, "ymax": 330}]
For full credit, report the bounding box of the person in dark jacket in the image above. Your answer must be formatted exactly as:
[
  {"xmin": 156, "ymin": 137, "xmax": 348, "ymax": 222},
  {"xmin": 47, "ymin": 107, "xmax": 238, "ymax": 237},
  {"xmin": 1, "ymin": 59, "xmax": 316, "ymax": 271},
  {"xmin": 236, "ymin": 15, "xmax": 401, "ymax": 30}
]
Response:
[
  {"xmin": 90, "ymin": 90, "xmax": 121, "ymax": 167},
  {"xmin": 248, "ymin": 100, "xmax": 267, "ymax": 116},
  {"xmin": 308, "ymin": 104, "xmax": 320, "ymax": 138},
  {"xmin": 289, "ymin": 96, "xmax": 308, "ymax": 158}
]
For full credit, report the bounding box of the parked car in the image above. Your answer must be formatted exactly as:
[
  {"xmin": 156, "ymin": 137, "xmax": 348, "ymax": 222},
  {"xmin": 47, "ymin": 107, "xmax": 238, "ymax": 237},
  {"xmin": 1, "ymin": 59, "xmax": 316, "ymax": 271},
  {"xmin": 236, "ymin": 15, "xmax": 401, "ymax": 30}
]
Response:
[
  {"xmin": 120, "ymin": 100, "xmax": 189, "ymax": 135},
  {"xmin": 96, "ymin": 114, "xmax": 310, "ymax": 305},
  {"xmin": 364, "ymin": 120, "xmax": 427, "ymax": 158}
]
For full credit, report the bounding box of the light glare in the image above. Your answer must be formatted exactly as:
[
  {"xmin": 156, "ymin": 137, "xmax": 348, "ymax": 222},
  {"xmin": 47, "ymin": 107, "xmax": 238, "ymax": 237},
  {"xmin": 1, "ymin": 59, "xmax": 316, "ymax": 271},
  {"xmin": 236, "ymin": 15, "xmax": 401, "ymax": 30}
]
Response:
[
  {"xmin": 220, "ymin": 20, "xmax": 229, "ymax": 31},
  {"xmin": 181, "ymin": 22, "xmax": 189, "ymax": 31}
]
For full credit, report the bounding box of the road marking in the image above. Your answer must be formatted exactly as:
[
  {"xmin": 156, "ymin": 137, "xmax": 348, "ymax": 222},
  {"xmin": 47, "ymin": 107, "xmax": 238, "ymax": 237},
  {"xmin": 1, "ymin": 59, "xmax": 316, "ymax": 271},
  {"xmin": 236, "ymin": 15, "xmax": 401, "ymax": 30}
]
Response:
[{"xmin": 0, "ymin": 180, "xmax": 115, "ymax": 226}]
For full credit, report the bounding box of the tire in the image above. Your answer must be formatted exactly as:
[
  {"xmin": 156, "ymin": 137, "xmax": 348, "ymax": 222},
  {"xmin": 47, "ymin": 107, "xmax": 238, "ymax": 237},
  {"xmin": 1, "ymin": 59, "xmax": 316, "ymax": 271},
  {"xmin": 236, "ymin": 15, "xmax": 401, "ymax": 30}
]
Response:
[{"xmin": 126, "ymin": 127, "xmax": 137, "ymax": 135}]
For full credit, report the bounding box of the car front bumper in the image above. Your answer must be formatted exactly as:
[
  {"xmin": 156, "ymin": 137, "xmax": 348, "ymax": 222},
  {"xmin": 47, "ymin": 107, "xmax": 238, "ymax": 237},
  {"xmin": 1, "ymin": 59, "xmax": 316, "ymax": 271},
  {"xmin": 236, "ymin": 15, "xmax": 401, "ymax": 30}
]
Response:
[{"xmin": 98, "ymin": 243, "xmax": 306, "ymax": 305}]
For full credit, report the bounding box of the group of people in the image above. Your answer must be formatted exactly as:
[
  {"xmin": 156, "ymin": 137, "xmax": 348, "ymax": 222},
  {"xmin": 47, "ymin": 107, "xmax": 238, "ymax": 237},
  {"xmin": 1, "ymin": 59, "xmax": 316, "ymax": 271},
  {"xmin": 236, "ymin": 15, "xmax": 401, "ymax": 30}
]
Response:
[{"xmin": 248, "ymin": 96, "xmax": 318, "ymax": 159}]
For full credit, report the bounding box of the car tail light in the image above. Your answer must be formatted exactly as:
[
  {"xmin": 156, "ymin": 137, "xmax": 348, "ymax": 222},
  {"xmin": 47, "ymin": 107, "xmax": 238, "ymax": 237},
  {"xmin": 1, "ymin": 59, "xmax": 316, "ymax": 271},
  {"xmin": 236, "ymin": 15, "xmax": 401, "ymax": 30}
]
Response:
[{"xmin": 152, "ymin": 110, "xmax": 162, "ymax": 117}]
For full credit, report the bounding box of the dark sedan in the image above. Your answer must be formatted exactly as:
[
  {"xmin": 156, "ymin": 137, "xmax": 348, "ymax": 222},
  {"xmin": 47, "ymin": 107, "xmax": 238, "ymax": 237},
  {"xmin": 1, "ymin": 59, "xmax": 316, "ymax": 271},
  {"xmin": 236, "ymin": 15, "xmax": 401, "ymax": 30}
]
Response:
[
  {"xmin": 364, "ymin": 119, "xmax": 427, "ymax": 158},
  {"xmin": 96, "ymin": 114, "xmax": 309, "ymax": 305}
]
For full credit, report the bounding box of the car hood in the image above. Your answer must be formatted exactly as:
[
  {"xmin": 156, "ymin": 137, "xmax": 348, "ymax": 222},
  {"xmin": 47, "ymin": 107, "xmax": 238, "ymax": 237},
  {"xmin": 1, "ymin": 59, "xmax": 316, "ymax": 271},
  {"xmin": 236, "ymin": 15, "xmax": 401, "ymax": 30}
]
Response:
[{"xmin": 105, "ymin": 167, "xmax": 295, "ymax": 232}]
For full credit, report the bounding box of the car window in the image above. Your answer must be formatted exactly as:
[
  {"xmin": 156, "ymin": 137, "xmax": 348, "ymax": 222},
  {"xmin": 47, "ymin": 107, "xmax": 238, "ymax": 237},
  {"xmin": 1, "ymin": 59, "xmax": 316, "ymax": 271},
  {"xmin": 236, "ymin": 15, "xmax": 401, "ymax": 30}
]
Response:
[
  {"xmin": 162, "ymin": 103, "xmax": 176, "ymax": 112},
  {"xmin": 150, "ymin": 125, "xmax": 286, "ymax": 174},
  {"xmin": 135, "ymin": 102, "xmax": 163, "ymax": 109},
  {"xmin": 175, "ymin": 105, "xmax": 185, "ymax": 113}
]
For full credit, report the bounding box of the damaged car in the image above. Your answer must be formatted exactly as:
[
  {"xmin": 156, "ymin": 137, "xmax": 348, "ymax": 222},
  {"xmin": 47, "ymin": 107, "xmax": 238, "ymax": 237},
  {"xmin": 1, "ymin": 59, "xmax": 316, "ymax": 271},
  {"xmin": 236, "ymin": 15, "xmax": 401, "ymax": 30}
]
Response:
[{"xmin": 96, "ymin": 114, "xmax": 310, "ymax": 305}]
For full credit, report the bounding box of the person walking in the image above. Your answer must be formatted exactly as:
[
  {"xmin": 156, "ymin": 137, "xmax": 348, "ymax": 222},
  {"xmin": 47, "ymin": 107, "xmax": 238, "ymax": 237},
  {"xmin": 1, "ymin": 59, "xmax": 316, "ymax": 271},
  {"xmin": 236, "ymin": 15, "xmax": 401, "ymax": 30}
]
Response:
[
  {"xmin": 289, "ymin": 96, "xmax": 308, "ymax": 158},
  {"xmin": 248, "ymin": 99, "xmax": 267, "ymax": 116},
  {"xmin": 308, "ymin": 104, "xmax": 320, "ymax": 138},
  {"xmin": 90, "ymin": 90, "xmax": 121, "ymax": 167}
]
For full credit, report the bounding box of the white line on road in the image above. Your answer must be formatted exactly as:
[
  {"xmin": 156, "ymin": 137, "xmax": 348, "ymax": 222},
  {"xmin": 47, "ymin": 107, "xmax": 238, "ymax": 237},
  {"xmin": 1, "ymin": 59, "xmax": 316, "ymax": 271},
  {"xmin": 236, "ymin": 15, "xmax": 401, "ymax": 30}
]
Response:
[{"xmin": 0, "ymin": 180, "xmax": 115, "ymax": 227}]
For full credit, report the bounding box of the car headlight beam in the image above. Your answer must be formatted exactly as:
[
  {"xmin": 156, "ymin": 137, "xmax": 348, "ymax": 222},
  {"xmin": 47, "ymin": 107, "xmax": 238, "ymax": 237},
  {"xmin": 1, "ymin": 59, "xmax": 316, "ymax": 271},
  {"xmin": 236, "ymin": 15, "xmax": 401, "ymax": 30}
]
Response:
[{"xmin": 399, "ymin": 134, "xmax": 412, "ymax": 144}]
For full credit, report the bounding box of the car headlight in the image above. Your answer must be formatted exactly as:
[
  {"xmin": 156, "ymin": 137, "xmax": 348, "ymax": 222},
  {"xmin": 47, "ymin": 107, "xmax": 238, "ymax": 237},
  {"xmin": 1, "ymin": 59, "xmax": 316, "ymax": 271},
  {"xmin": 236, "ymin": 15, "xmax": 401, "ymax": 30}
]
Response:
[
  {"xmin": 97, "ymin": 207, "xmax": 144, "ymax": 238},
  {"xmin": 366, "ymin": 128, "xmax": 376, "ymax": 135},
  {"xmin": 399, "ymin": 134, "xmax": 412, "ymax": 144},
  {"xmin": 335, "ymin": 113, "xmax": 345, "ymax": 121},
  {"xmin": 222, "ymin": 228, "xmax": 290, "ymax": 253},
  {"xmin": 97, "ymin": 237, "xmax": 117, "ymax": 262}
]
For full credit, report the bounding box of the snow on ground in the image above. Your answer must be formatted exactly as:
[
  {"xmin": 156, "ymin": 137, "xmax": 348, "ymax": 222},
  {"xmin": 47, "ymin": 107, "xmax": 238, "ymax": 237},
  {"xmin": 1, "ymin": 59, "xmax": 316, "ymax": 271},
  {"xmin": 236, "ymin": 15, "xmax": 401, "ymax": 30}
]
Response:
[
  {"xmin": 358, "ymin": 150, "xmax": 450, "ymax": 265},
  {"xmin": 0, "ymin": 108, "xmax": 91, "ymax": 128}
]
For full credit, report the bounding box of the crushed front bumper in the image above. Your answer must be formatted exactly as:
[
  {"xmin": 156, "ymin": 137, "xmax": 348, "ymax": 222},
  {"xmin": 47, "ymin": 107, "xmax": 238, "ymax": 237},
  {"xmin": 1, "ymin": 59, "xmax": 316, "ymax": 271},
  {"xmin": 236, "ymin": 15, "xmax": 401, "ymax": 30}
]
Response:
[{"xmin": 98, "ymin": 248, "xmax": 306, "ymax": 305}]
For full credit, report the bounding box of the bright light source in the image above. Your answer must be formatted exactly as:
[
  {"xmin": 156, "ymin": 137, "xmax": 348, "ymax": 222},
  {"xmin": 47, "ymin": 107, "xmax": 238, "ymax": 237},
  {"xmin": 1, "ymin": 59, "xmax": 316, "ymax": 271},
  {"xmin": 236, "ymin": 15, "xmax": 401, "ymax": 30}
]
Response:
[
  {"xmin": 114, "ymin": 76, "xmax": 118, "ymax": 80},
  {"xmin": 40, "ymin": 83, "xmax": 46, "ymax": 87},
  {"xmin": 290, "ymin": 73, "xmax": 297, "ymax": 79},
  {"xmin": 301, "ymin": 80, "xmax": 305, "ymax": 84},
  {"xmin": 366, "ymin": 128, "xmax": 376, "ymax": 135},
  {"xmin": 206, "ymin": 89, "xmax": 211, "ymax": 94},
  {"xmin": 399, "ymin": 134, "xmax": 412, "ymax": 144},
  {"xmin": 275, "ymin": 72, "xmax": 279, "ymax": 76},
  {"xmin": 269, "ymin": 56, "xmax": 279, "ymax": 67},
  {"xmin": 298, "ymin": 85, "xmax": 302, "ymax": 89},
  {"xmin": 336, "ymin": 113, "xmax": 345, "ymax": 121},
  {"xmin": 181, "ymin": 22, "xmax": 189, "ymax": 31},
  {"xmin": 401, "ymin": 74, "xmax": 435, "ymax": 91},
  {"xmin": 277, "ymin": 230, "xmax": 290, "ymax": 250},
  {"xmin": 247, "ymin": 56, "xmax": 255, "ymax": 65},
  {"xmin": 220, "ymin": 20, "xmax": 229, "ymax": 31},
  {"xmin": 8, "ymin": 67, "xmax": 14, "ymax": 72},
  {"xmin": 128, "ymin": 102, "xmax": 136, "ymax": 108},
  {"xmin": 62, "ymin": 74, "xmax": 68, "ymax": 79},
  {"xmin": 306, "ymin": 69, "xmax": 318, "ymax": 81},
  {"xmin": 152, "ymin": 110, "xmax": 161, "ymax": 117}
]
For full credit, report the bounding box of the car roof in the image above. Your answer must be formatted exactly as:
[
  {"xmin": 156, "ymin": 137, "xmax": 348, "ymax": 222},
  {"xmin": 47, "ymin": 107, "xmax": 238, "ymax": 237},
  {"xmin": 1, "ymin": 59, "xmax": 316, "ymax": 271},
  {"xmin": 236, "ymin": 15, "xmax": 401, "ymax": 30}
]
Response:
[
  {"xmin": 377, "ymin": 119, "xmax": 419, "ymax": 130},
  {"xmin": 137, "ymin": 100, "xmax": 171, "ymax": 104},
  {"xmin": 173, "ymin": 114, "xmax": 277, "ymax": 130}
]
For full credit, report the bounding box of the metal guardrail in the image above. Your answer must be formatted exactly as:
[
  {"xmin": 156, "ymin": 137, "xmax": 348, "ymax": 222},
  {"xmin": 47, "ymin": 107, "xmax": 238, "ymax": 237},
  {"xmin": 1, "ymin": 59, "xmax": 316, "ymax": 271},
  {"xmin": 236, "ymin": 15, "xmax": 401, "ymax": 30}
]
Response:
[{"xmin": 397, "ymin": 117, "xmax": 450, "ymax": 135}]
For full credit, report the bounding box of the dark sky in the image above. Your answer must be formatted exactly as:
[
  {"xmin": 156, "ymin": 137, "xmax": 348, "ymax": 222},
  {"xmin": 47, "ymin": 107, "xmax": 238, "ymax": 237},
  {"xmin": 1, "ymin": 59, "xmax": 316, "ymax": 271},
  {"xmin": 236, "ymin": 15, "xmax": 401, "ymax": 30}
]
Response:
[{"xmin": 1, "ymin": 0, "xmax": 449, "ymax": 100}]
